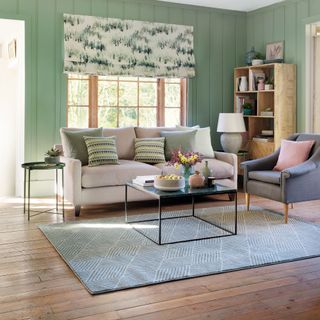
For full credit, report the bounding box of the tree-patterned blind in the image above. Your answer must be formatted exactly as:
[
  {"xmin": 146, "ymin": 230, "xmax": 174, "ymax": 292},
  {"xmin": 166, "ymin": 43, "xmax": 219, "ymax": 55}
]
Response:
[{"xmin": 64, "ymin": 14, "xmax": 195, "ymax": 78}]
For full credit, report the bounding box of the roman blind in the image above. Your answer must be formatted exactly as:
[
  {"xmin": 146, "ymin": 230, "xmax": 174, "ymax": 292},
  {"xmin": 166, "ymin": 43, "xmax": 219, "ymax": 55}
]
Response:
[{"xmin": 64, "ymin": 14, "xmax": 195, "ymax": 78}]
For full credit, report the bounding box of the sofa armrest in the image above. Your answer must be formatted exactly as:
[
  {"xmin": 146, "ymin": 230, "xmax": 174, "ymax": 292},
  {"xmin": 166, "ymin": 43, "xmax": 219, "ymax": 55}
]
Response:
[
  {"xmin": 60, "ymin": 156, "xmax": 82, "ymax": 207},
  {"xmin": 214, "ymin": 151, "xmax": 238, "ymax": 188},
  {"xmin": 214, "ymin": 151, "xmax": 237, "ymax": 167},
  {"xmin": 282, "ymin": 160, "xmax": 317, "ymax": 179},
  {"xmin": 240, "ymin": 150, "xmax": 280, "ymax": 172}
]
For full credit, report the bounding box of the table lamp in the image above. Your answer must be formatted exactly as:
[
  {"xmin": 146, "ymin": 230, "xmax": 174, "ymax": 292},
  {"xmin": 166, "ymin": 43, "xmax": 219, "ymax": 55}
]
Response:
[{"xmin": 217, "ymin": 113, "xmax": 246, "ymax": 154}]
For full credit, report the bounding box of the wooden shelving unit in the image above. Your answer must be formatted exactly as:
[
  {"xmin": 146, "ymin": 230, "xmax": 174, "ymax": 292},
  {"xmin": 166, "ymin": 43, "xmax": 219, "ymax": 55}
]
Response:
[{"xmin": 234, "ymin": 63, "xmax": 296, "ymax": 159}]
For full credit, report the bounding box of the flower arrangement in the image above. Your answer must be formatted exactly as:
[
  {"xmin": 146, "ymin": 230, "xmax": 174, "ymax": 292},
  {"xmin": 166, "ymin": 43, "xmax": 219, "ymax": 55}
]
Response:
[{"xmin": 168, "ymin": 149, "xmax": 202, "ymax": 169}]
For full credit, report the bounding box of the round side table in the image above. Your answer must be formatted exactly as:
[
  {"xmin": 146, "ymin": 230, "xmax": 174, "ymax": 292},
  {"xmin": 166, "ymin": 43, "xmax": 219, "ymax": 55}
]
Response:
[{"xmin": 21, "ymin": 162, "xmax": 65, "ymax": 221}]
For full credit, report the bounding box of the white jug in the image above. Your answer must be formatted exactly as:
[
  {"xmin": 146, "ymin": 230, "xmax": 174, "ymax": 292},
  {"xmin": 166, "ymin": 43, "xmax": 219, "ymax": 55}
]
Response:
[{"xmin": 239, "ymin": 76, "xmax": 248, "ymax": 92}]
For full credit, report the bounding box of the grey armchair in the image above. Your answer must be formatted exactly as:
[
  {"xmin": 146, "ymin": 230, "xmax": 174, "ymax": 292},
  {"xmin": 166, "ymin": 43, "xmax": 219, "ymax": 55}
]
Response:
[{"xmin": 241, "ymin": 133, "xmax": 320, "ymax": 223}]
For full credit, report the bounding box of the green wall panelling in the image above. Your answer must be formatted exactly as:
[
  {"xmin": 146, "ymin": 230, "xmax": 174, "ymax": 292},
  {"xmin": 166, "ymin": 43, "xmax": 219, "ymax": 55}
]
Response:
[
  {"xmin": 273, "ymin": 6, "xmax": 285, "ymax": 41},
  {"xmin": 247, "ymin": 0, "xmax": 320, "ymax": 132},
  {"xmin": 0, "ymin": 0, "xmax": 246, "ymax": 177},
  {"xmin": 222, "ymin": 14, "xmax": 236, "ymax": 113}
]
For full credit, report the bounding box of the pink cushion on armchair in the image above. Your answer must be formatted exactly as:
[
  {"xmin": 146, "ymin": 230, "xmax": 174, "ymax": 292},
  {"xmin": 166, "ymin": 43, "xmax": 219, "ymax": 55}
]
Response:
[{"xmin": 273, "ymin": 139, "xmax": 315, "ymax": 171}]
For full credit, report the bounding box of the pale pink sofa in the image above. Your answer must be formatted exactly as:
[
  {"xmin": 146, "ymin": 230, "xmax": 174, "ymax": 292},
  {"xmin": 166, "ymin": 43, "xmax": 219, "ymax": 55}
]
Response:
[{"xmin": 58, "ymin": 127, "xmax": 237, "ymax": 216}]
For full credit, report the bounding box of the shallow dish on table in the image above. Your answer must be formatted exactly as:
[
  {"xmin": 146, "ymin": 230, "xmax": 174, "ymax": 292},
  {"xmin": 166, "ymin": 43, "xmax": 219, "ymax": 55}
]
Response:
[{"xmin": 154, "ymin": 175, "xmax": 185, "ymax": 191}]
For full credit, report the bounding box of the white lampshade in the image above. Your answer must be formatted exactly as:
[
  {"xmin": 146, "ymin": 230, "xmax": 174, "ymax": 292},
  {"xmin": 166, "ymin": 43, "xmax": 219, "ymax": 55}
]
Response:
[{"xmin": 217, "ymin": 113, "xmax": 246, "ymax": 133}]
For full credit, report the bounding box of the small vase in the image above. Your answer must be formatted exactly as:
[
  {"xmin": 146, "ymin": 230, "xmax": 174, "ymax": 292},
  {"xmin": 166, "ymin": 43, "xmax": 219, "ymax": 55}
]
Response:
[
  {"xmin": 182, "ymin": 165, "xmax": 194, "ymax": 186},
  {"xmin": 239, "ymin": 76, "xmax": 248, "ymax": 92},
  {"xmin": 189, "ymin": 171, "xmax": 204, "ymax": 188},
  {"xmin": 258, "ymin": 79, "xmax": 265, "ymax": 91},
  {"xmin": 201, "ymin": 161, "xmax": 210, "ymax": 186}
]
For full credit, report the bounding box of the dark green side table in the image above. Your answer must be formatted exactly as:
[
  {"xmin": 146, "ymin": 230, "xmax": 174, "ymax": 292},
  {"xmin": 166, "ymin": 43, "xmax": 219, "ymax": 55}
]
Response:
[{"xmin": 21, "ymin": 162, "xmax": 65, "ymax": 221}]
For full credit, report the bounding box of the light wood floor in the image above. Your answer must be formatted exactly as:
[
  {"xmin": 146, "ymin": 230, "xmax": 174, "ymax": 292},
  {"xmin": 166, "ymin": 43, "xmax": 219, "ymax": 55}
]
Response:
[{"xmin": 1, "ymin": 193, "xmax": 320, "ymax": 320}]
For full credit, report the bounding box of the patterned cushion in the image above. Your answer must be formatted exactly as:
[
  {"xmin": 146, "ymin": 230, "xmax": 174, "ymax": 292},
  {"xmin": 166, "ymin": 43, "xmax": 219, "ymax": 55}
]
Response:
[
  {"xmin": 134, "ymin": 138, "xmax": 166, "ymax": 164},
  {"xmin": 84, "ymin": 136, "xmax": 119, "ymax": 167}
]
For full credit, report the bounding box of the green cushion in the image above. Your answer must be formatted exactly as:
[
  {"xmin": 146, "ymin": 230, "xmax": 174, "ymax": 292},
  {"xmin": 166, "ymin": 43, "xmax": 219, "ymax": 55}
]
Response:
[
  {"xmin": 176, "ymin": 125, "xmax": 215, "ymax": 158},
  {"xmin": 160, "ymin": 130, "xmax": 197, "ymax": 160},
  {"xmin": 60, "ymin": 128, "xmax": 103, "ymax": 165},
  {"xmin": 134, "ymin": 138, "xmax": 166, "ymax": 164},
  {"xmin": 84, "ymin": 136, "xmax": 119, "ymax": 167}
]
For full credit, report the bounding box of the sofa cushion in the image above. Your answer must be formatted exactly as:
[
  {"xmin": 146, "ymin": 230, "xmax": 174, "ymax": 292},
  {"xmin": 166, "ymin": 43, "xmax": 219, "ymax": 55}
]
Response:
[
  {"xmin": 155, "ymin": 158, "xmax": 234, "ymax": 180},
  {"xmin": 134, "ymin": 138, "xmax": 166, "ymax": 164},
  {"xmin": 82, "ymin": 160, "xmax": 161, "ymax": 188},
  {"xmin": 84, "ymin": 136, "xmax": 119, "ymax": 167},
  {"xmin": 103, "ymin": 127, "xmax": 136, "ymax": 160},
  {"xmin": 60, "ymin": 127, "xmax": 103, "ymax": 165},
  {"xmin": 135, "ymin": 127, "xmax": 176, "ymax": 138},
  {"xmin": 176, "ymin": 125, "xmax": 215, "ymax": 158},
  {"xmin": 160, "ymin": 130, "xmax": 197, "ymax": 160},
  {"xmin": 248, "ymin": 170, "xmax": 281, "ymax": 185}
]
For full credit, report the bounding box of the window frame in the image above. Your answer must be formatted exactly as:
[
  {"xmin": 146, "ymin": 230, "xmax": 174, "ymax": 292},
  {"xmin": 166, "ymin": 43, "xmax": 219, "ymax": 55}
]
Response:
[{"xmin": 67, "ymin": 76, "xmax": 187, "ymax": 128}]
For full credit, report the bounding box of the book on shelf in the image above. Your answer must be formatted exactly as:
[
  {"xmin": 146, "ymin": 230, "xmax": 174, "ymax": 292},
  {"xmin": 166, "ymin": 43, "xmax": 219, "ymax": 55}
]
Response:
[
  {"xmin": 132, "ymin": 175, "xmax": 156, "ymax": 187},
  {"xmin": 252, "ymin": 135, "xmax": 274, "ymax": 143}
]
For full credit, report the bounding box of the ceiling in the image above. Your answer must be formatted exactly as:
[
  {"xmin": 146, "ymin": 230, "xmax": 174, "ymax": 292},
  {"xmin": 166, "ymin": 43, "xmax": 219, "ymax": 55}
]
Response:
[{"xmin": 157, "ymin": 0, "xmax": 285, "ymax": 12}]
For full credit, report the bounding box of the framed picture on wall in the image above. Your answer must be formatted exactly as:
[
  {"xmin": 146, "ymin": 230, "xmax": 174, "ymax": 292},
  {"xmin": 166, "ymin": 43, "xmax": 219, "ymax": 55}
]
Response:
[
  {"xmin": 265, "ymin": 41, "xmax": 284, "ymax": 63},
  {"xmin": 8, "ymin": 39, "xmax": 16, "ymax": 59}
]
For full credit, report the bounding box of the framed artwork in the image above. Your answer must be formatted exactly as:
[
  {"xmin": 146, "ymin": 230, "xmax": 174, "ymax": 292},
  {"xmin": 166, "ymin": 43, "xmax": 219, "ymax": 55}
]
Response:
[
  {"xmin": 265, "ymin": 41, "xmax": 284, "ymax": 63},
  {"xmin": 8, "ymin": 39, "xmax": 16, "ymax": 59}
]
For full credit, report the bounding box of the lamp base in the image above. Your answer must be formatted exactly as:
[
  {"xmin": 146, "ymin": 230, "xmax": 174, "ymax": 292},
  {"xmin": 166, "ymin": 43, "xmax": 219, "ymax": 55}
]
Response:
[{"xmin": 220, "ymin": 133, "xmax": 242, "ymax": 154}]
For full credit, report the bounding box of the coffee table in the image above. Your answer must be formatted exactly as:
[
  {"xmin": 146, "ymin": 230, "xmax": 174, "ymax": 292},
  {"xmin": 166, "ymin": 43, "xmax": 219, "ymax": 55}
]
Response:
[{"xmin": 125, "ymin": 182, "xmax": 237, "ymax": 245}]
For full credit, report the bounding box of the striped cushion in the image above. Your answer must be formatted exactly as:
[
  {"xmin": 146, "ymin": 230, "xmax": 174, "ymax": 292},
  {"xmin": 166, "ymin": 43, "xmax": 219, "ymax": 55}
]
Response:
[
  {"xmin": 134, "ymin": 138, "xmax": 166, "ymax": 164},
  {"xmin": 84, "ymin": 136, "xmax": 119, "ymax": 167}
]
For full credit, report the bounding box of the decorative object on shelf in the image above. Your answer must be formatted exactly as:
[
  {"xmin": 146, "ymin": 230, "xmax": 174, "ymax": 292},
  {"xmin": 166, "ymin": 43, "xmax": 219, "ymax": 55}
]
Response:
[
  {"xmin": 189, "ymin": 171, "xmax": 205, "ymax": 188},
  {"xmin": 167, "ymin": 149, "xmax": 202, "ymax": 185},
  {"xmin": 251, "ymin": 52, "xmax": 264, "ymax": 66},
  {"xmin": 260, "ymin": 107, "xmax": 273, "ymax": 117},
  {"xmin": 245, "ymin": 46, "xmax": 257, "ymax": 65},
  {"xmin": 44, "ymin": 147, "xmax": 61, "ymax": 164},
  {"xmin": 264, "ymin": 76, "xmax": 274, "ymax": 90},
  {"xmin": 242, "ymin": 102, "xmax": 253, "ymax": 115},
  {"xmin": 239, "ymin": 76, "xmax": 248, "ymax": 92},
  {"xmin": 265, "ymin": 41, "xmax": 284, "ymax": 63},
  {"xmin": 201, "ymin": 161, "xmax": 210, "ymax": 186},
  {"xmin": 154, "ymin": 174, "xmax": 185, "ymax": 191},
  {"xmin": 258, "ymin": 78, "xmax": 265, "ymax": 91},
  {"xmin": 217, "ymin": 113, "xmax": 246, "ymax": 154}
]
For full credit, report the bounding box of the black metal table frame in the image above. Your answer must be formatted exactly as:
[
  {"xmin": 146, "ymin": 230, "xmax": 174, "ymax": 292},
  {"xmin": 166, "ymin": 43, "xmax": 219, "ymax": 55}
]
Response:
[
  {"xmin": 125, "ymin": 184, "xmax": 237, "ymax": 245},
  {"xmin": 22, "ymin": 163, "xmax": 65, "ymax": 221}
]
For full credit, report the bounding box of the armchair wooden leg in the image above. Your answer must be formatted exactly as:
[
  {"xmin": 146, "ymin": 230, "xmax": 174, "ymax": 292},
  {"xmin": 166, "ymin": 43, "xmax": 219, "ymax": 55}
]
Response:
[
  {"xmin": 284, "ymin": 204, "xmax": 289, "ymax": 224},
  {"xmin": 245, "ymin": 193, "xmax": 250, "ymax": 211},
  {"xmin": 290, "ymin": 203, "xmax": 294, "ymax": 209}
]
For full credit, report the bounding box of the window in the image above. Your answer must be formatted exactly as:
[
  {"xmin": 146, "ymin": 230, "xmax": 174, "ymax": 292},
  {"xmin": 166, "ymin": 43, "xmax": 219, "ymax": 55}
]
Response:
[{"xmin": 67, "ymin": 75, "xmax": 187, "ymax": 128}]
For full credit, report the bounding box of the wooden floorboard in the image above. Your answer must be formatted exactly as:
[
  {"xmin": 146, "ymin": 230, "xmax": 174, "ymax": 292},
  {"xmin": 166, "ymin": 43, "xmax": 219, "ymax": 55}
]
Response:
[{"xmin": 0, "ymin": 193, "xmax": 319, "ymax": 319}]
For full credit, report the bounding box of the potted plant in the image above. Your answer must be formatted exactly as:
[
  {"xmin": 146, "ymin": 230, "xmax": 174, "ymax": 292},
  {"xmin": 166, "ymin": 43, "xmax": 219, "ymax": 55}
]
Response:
[
  {"xmin": 265, "ymin": 76, "xmax": 274, "ymax": 90},
  {"xmin": 242, "ymin": 102, "xmax": 253, "ymax": 115},
  {"xmin": 251, "ymin": 52, "xmax": 264, "ymax": 66},
  {"xmin": 45, "ymin": 147, "xmax": 61, "ymax": 164}
]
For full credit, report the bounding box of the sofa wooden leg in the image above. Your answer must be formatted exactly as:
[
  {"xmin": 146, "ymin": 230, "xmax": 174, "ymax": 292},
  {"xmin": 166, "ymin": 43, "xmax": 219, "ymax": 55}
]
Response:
[
  {"xmin": 245, "ymin": 193, "xmax": 250, "ymax": 211},
  {"xmin": 75, "ymin": 205, "xmax": 81, "ymax": 217},
  {"xmin": 284, "ymin": 204, "xmax": 289, "ymax": 224},
  {"xmin": 290, "ymin": 203, "xmax": 294, "ymax": 209}
]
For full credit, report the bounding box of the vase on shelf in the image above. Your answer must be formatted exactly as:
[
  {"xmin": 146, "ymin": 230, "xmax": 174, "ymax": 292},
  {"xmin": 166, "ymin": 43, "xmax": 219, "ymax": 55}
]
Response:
[
  {"xmin": 182, "ymin": 165, "xmax": 195, "ymax": 186},
  {"xmin": 239, "ymin": 76, "xmax": 248, "ymax": 92}
]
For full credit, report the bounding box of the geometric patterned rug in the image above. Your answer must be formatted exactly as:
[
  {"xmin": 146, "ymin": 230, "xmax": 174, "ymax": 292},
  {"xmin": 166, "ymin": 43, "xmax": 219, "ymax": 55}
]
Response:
[{"xmin": 39, "ymin": 206, "xmax": 320, "ymax": 294}]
